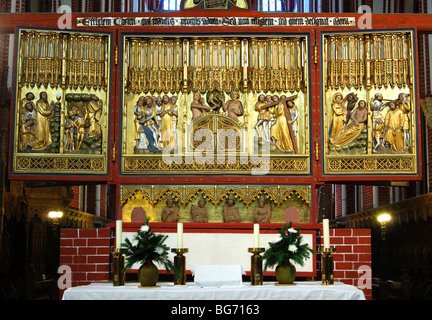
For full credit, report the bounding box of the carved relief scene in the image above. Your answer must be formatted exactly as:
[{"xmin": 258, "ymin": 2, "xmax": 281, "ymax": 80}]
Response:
[
  {"xmin": 121, "ymin": 36, "xmax": 310, "ymax": 175},
  {"xmin": 13, "ymin": 29, "xmax": 110, "ymax": 174},
  {"xmin": 323, "ymin": 31, "xmax": 418, "ymax": 175},
  {"xmin": 120, "ymin": 184, "xmax": 311, "ymax": 224}
]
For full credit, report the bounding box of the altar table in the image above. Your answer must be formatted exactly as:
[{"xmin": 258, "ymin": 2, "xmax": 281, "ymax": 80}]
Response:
[{"xmin": 62, "ymin": 281, "xmax": 365, "ymax": 300}]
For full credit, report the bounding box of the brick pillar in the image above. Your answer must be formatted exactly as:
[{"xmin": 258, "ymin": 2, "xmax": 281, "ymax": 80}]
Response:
[
  {"xmin": 59, "ymin": 228, "xmax": 111, "ymax": 299},
  {"xmin": 320, "ymin": 228, "xmax": 372, "ymax": 300}
]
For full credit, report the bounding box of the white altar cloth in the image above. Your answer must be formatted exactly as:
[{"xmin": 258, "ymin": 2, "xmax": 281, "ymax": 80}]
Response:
[{"xmin": 62, "ymin": 281, "xmax": 365, "ymax": 300}]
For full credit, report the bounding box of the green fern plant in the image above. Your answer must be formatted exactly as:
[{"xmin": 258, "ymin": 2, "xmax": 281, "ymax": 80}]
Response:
[
  {"xmin": 263, "ymin": 222, "xmax": 315, "ymax": 270},
  {"xmin": 122, "ymin": 218, "xmax": 179, "ymax": 276}
]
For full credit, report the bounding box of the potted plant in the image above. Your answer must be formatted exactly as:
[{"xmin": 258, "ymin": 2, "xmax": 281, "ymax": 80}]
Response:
[
  {"xmin": 263, "ymin": 222, "xmax": 315, "ymax": 284},
  {"xmin": 122, "ymin": 218, "xmax": 179, "ymax": 287}
]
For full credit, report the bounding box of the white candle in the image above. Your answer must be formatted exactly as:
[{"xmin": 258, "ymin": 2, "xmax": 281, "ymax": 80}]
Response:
[
  {"xmin": 116, "ymin": 220, "xmax": 122, "ymax": 249},
  {"xmin": 254, "ymin": 223, "xmax": 260, "ymax": 248},
  {"xmin": 323, "ymin": 219, "xmax": 330, "ymax": 249},
  {"xmin": 177, "ymin": 223, "xmax": 183, "ymax": 249}
]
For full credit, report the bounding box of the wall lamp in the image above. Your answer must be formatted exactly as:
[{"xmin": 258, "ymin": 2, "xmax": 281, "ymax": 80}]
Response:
[{"xmin": 377, "ymin": 213, "xmax": 391, "ymax": 241}]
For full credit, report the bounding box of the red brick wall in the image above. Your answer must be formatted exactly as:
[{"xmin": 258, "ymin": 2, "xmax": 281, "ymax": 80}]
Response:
[
  {"xmin": 320, "ymin": 228, "xmax": 372, "ymax": 300},
  {"xmin": 59, "ymin": 228, "xmax": 111, "ymax": 299},
  {"xmin": 362, "ymin": 185, "xmax": 373, "ymax": 210},
  {"xmin": 68, "ymin": 186, "xmax": 80, "ymax": 210}
]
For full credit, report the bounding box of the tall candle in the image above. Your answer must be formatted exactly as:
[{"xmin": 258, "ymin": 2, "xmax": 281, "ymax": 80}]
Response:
[
  {"xmin": 323, "ymin": 219, "xmax": 330, "ymax": 249},
  {"xmin": 177, "ymin": 223, "xmax": 183, "ymax": 249},
  {"xmin": 116, "ymin": 220, "xmax": 122, "ymax": 249},
  {"xmin": 254, "ymin": 223, "xmax": 260, "ymax": 248}
]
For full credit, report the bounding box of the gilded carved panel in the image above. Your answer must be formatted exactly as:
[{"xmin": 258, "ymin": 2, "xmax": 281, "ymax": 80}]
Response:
[
  {"xmin": 121, "ymin": 35, "xmax": 311, "ymax": 175},
  {"xmin": 322, "ymin": 30, "xmax": 418, "ymax": 175},
  {"xmin": 120, "ymin": 184, "xmax": 312, "ymax": 223},
  {"xmin": 12, "ymin": 28, "xmax": 111, "ymax": 175}
]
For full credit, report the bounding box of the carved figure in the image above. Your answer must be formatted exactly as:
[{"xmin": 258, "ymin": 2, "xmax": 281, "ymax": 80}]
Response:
[
  {"xmin": 269, "ymin": 98, "xmax": 295, "ymax": 153},
  {"xmin": 384, "ymin": 101, "xmax": 405, "ymax": 152},
  {"xmin": 87, "ymin": 94, "xmax": 102, "ymax": 138},
  {"xmin": 73, "ymin": 108, "xmax": 86, "ymax": 151},
  {"xmin": 221, "ymin": 91, "xmax": 244, "ymax": 122},
  {"xmin": 20, "ymin": 98, "xmax": 36, "ymax": 151},
  {"xmin": 254, "ymin": 94, "xmax": 270, "ymax": 141},
  {"xmin": 28, "ymin": 91, "xmax": 54, "ymax": 151},
  {"xmin": 345, "ymin": 92, "xmax": 359, "ymax": 123},
  {"xmin": 160, "ymin": 95, "xmax": 176, "ymax": 149},
  {"xmin": 396, "ymin": 93, "xmax": 411, "ymax": 149},
  {"xmin": 286, "ymin": 99, "xmax": 299, "ymax": 142},
  {"xmin": 161, "ymin": 195, "xmax": 179, "ymax": 222},
  {"xmin": 190, "ymin": 197, "xmax": 209, "ymax": 223},
  {"xmin": 329, "ymin": 100, "xmax": 368, "ymax": 147},
  {"xmin": 170, "ymin": 96, "xmax": 179, "ymax": 151},
  {"xmin": 329, "ymin": 92, "xmax": 347, "ymax": 137},
  {"xmin": 143, "ymin": 96, "xmax": 161, "ymax": 152},
  {"xmin": 190, "ymin": 92, "xmax": 216, "ymax": 121},
  {"xmin": 223, "ymin": 195, "xmax": 241, "ymax": 223},
  {"xmin": 371, "ymin": 93, "xmax": 385, "ymax": 152},
  {"xmin": 64, "ymin": 109, "xmax": 76, "ymax": 152},
  {"xmin": 253, "ymin": 196, "xmax": 271, "ymax": 223},
  {"xmin": 134, "ymin": 99, "xmax": 147, "ymax": 151}
]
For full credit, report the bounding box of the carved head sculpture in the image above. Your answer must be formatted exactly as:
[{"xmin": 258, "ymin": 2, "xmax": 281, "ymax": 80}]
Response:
[
  {"xmin": 40, "ymin": 91, "xmax": 48, "ymax": 101},
  {"xmin": 258, "ymin": 196, "xmax": 266, "ymax": 207},
  {"xmin": 227, "ymin": 194, "xmax": 235, "ymax": 206},
  {"xmin": 198, "ymin": 196, "xmax": 206, "ymax": 208},
  {"xmin": 230, "ymin": 91, "xmax": 239, "ymax": 100},
  {"xmin": 166, "ymin": 194, "xmax": 175, "ymax": 207},
  {"xmin": 358, "ymin": 100, "xmax": 367, "ymax": 109},
  {"xmin": 258, "ymin": 94, "xmax": 265, "ymax": 102},
  {"xmin": 332, "ymin": 93, "xmax": 343, "ymax": 104},
  {"xmin": 26, "ymin": 92, "xmax": 35, "ymax": 101}
]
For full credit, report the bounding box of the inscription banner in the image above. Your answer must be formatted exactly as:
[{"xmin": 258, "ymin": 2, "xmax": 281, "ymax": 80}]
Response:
[{"xmin": 77, "ymin": 16, "xmax": 355, "ymax": 27}]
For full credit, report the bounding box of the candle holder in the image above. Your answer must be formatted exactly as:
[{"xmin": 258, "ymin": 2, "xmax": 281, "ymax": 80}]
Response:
[
  {"xmin": 171, "ymin": 248, "xmax": 189, "ymax": 285},
  {"xmin": 318, "ymin": 247, "xmax": 336, "ymax": 286},
  {"xmin": 248, "ymin": 248, "xmax": 265, "ymax": 286},
  {"xmin": 112, "ymin": 248, "xmax": 125, "ymax": 286}
]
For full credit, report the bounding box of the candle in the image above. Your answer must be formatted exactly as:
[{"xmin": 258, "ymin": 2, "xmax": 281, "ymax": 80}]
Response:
[
  {"xmin": 254, "ymin": 223, "xmax": 260, "ymax": 248},
  {"xmin": 177, "ymin": 223, "xmax": 183, "ymax": 249},
  {"xmin": 116, "ymin": 220, "xmax": 122, "ymax": 249},
  {"xmin": 323, "ymin": 219, "xmax": 330, "ymax": 249}
]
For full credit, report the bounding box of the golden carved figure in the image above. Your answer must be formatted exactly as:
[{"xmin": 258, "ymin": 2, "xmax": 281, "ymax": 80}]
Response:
[
  {"xmin": 190, "ymin": 197, "xmax": 209, "ymax": 223},
  {"xmin": 329, "ymin": 92, "xmax": 347, "ymax": 137},
  {"xmin": 223, "ymin": 195, "xmax": 241, "ymax": 223},
  {"xmin": 396, "ymin": 93, "xmax": 411, "ymax": 149},
  {"xmin": 253, "ymin": 196, "xmax": 272, "ymax": 223},
  {"xmin": 73, "ymin": 109, "xmax": 86, "ymax": 151},
  {"xmin": 27, "ymin": 91, "xmax": 54, "ymax": 151},
  {"xmin": 329, "ymin": 100, "xmax": 368, "ymax": 147},
  {"xmin": 87, "ymin": 94, "xmax": 103, "ymax": 138},
  {"xmin": 159, "ymin": 95, "xmax": 176, "ymax": 149},
  {"xmin": 384, "ymin": 101, "xmax": 405, "ymax": 152},
  {"xmin": 161, "ymin": 195, "xmax": 179, "ymax": 223},
  {"xmin": 269, "ymin": 98, "xmax": 295, "ymax": 153},
  {"xmin": 64, "ymin": 109, "xmax": 76, "ymax": 152}
]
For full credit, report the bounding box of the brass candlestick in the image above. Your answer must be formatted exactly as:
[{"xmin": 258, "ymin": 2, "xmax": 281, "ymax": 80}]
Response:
[
  {"xmin": 319, "ymin": 247, "xmax": 336, "ymax": 286},
  {"xmin": 171, "ymin": 248, "xmax": 189, "ymax": 285},
  {"xmin": 248, "ymin": 248, "xmax": 265, "ymax": 286},
  {"xmin": 112, "ymin": 248, "xmax": 125, "ymax": 286}
]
